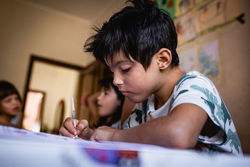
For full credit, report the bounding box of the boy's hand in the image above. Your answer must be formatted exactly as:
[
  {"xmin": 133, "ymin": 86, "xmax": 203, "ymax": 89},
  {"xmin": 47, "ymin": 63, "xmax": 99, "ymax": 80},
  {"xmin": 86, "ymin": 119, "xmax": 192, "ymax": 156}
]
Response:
[
  {"xmin": 90, "ymin": 126, "xmax": 118, "ymax": 141},
  {"xmin": 59, "ymin": 117, "xmax": 78, "ymax": 138},
  {"xmin": 77, "ymin": 119, "xmax": 93, "ymax": 139},
  {"xmin": 59, "ymin": 117, "xmax": 93, "ymax": 139}
]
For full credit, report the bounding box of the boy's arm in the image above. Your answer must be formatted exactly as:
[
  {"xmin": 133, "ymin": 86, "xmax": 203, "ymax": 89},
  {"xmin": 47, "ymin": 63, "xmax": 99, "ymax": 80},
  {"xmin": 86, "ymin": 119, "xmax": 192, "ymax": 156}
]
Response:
[{"xmin": 111, "ymin": 103, "xmax": 208, "ymax": 149}]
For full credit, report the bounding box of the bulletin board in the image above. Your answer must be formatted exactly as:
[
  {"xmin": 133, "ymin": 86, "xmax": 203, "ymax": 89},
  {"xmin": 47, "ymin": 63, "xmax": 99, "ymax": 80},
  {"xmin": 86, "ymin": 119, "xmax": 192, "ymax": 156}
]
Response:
[
  {"xmin": 155, "ymin": 0, "xmax": 250, "ymax": 153},
  {"xmin": 155, "ymin": 0, "xmax": 245, "ymax": 80}
]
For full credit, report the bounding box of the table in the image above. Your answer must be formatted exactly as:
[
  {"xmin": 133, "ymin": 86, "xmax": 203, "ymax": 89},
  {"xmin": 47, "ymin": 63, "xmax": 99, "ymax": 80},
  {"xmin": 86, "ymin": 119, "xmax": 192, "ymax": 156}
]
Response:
[{"xmin": 0, "ymin": 125, "xmax": 249, "ymax": 167}]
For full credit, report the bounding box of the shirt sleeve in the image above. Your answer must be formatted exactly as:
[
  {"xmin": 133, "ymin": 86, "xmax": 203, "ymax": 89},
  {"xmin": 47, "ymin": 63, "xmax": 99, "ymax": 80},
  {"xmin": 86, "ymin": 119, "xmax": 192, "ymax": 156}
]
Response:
[
  {"xmin": 170, "ymin": 76, "xmax": 227, "ymax": 145},
  {"xmin": 171, "ymin": 76, "xmax": 218, "ymax": 122}
]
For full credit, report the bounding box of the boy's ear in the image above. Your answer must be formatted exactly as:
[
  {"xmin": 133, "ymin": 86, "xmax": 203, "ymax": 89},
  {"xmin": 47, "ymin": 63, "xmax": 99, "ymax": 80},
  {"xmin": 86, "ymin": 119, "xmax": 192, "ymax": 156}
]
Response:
[{"xmin": 155, "ymin": 48, "xmax": 172, "ymax": 70}]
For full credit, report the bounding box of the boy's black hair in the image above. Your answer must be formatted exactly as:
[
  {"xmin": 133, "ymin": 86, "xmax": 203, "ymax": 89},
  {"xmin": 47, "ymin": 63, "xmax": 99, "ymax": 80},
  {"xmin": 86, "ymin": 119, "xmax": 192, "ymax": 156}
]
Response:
[
  {"xmin": 84, "ymin": 0, "xmax": 179, "ymax": 69},
  {"xmin": 0, "ymin": 81, "xmax": 22, "ymax": 114},
  {"xmin": 95, "ymin": 78, "xmax": 124, "ymax": 127}
]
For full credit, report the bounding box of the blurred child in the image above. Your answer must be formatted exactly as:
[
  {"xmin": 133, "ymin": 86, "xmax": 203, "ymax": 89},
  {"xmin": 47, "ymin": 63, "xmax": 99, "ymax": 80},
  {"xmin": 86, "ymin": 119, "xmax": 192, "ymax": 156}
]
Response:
[
  {"xmin": 61, "ymin": 0, "xmax": 242, "ymax": 155},
  {"xmin": 88, "ymin": 81, "xmax": 135, "ymax": 127},
  {"xmin": 0, "ymin": 81, "xmax": 22, "ymax": 128},
  {"xmin": 89, "ymin": 78, "xmax": 125, "ymax": 129},
  {"xmin": 60, "ymin": 78, "xmax": 124, "ymax": 139}
]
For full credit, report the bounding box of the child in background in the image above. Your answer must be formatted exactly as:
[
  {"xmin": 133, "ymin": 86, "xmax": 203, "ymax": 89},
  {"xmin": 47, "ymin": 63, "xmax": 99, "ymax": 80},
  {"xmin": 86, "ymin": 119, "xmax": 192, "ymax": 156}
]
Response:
[
  {"xmin": 60, "ymin": 78, "xmax": 124, "ymax": 139},
  {"xmin": 0, "ymin": 81, "xmax": 22, "ymax": 128},
  {"xmin": 87, "ymin": 84, "xmax": 135, "ymax": 128},
  {"xmin": 88, "ymin": 78, "xmax": 125, "ymax": 129},
  {"xmin": 61, "ymin": 0, "xmax": 242, "ymax": 154}
]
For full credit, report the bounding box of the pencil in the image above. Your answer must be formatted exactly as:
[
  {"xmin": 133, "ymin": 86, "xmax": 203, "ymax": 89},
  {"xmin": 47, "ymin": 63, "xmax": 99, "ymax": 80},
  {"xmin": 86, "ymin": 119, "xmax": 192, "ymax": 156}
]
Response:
[{"xmin": 71, "ymin": 97, "xmax": 78, "ymax": 138}]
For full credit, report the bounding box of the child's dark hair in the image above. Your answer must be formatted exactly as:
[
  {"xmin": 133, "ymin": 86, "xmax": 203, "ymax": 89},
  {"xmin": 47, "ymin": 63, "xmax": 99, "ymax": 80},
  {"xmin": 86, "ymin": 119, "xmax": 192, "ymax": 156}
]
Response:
[
  {"xmin": 84, "ymin": 0, "xmax": 179, "ymax": 69},
  {"xmin": 95, "ymin": 78, "xmax": 124, "ymax": 127},
  {"xmin": 0, "ymin": 81, "xmax": 22, "ymax": 114}
]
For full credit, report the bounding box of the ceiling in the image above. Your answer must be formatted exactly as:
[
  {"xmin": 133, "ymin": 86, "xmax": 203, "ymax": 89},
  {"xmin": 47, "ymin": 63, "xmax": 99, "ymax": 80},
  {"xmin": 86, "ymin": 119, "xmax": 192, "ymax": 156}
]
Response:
[{"xmin": 21, "ymin": 0, "xmax": 127, "ymax": 23}]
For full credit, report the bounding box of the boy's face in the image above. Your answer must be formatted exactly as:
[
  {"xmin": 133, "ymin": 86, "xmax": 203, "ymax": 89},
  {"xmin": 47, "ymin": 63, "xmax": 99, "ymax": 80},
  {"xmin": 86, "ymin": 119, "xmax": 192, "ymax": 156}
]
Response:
[{"xmin": 106, "ymin": 51, "xmax": 160, "ymax": 103}]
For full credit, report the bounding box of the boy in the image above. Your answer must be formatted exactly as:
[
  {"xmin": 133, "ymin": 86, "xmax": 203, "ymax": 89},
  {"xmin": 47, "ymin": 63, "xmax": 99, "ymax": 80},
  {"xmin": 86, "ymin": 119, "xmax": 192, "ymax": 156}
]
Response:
[{"xmin": 60, "ymin": 0, "xmax": 242, "ymax": 155}]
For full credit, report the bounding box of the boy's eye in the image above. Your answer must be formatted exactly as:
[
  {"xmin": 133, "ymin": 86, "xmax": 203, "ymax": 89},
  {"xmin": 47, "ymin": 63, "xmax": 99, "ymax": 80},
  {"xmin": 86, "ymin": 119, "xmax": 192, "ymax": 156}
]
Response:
[{"xmin": 121, "ymin": 67, "xmax": 131, "ymax": 73}]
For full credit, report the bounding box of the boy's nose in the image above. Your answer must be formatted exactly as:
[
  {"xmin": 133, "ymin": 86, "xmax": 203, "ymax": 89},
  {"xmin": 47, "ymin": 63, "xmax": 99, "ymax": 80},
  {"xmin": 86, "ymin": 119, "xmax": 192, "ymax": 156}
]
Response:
[{"xmin": 113, "ymin": 75, "xmax": 123, "ymax": 86}]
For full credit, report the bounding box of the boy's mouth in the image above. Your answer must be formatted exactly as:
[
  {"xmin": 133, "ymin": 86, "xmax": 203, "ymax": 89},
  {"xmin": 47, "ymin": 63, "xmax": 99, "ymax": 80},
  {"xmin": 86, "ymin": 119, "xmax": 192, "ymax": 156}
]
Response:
[{"xmin": 120, "ymin": 91, "xmax": 130, "ymax": 95}]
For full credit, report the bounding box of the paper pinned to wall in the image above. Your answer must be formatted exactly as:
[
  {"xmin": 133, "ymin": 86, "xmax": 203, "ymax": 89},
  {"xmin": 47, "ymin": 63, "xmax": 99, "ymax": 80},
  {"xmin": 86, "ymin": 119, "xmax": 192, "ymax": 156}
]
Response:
[
  {"xmin": 195, "ymin": 0, "xmax": 226, "ymax": 33},
  {"xmin": 198, "ymin": 40, "xmax": 220, "ymax": 77},
  {"xmin": 175, "ymin": 0, "xmax": 195, "ymax": 17},
  {"xmin": 175, "ymin": 12, "xmax": 197, "ymax": 44},
  {"xmin": 225, "ymin": 0, "xmax": 241, "ymax": 22},
  {"xmin": 179, "ymin": 47, "xmax": 197, "ymax": 73},
  {"xmin": 155, "ymin": 0, "xmax": 176, "ymax": 19}
]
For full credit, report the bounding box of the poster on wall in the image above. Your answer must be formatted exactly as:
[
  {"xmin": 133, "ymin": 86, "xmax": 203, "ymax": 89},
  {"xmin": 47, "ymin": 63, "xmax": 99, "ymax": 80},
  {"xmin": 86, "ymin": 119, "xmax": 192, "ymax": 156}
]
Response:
[
  {"xmin": 179, "ymin": 48, "xmax": 197, "ymax": 73},
  {"xmin": 175, "ymin": 0, "xmax": 195, "ymax": 17},
  {"xmin": 198, "ymin": 40, "xmax": 220, "ymax": 77},
  {"xmin": 155, "ymin": 0, "xmax": 176, "ymax": 19},
  {"xmin": 175, "ymin": 12, "xmax": 196, "ymax": 45},
  {"xmin": 195, "ymin": 0, "xmax": 225, "ymax": 33}
]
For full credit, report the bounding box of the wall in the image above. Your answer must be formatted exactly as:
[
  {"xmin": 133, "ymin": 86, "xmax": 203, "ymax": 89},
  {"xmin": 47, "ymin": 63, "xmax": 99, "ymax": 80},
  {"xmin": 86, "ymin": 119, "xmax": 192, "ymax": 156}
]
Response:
[
  {"xmin": 220, "ymin": 0, "xmax": 250, "ymax": 153},
  {"xmin": 177, "ymin": 0, "xmax": 250, "ymax": 153},
  {"xmin": 0, "ymin": 0, "xmax": 95, "ymax": 97},
  {"xmin": 29, "ymin": 62, "xmax": 80, "ymax": 132}
]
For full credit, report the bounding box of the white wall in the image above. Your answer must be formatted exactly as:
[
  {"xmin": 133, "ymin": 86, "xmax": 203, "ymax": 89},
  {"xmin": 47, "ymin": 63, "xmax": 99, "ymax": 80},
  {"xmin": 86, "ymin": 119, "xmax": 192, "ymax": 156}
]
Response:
[
  {"xmin": 0, "ymin": 0, "xmax": 94, "ymax": 96},
  {"xmin": 29, "ymin": 62, "xmax": 80, "ymax": 131}
]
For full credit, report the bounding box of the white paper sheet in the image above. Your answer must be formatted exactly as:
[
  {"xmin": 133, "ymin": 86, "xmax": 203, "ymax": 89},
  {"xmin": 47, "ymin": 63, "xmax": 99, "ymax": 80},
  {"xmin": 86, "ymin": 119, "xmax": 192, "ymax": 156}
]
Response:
[{"xmin": 1, "ymin": 125, "xmax": 250, "ymax": 167}]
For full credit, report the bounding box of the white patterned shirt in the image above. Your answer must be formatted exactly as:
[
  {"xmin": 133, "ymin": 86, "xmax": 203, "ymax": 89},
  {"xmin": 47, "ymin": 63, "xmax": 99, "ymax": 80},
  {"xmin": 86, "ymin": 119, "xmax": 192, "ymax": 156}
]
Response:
[{"xmin": 123, "ymin": 71, "xmax": 242, "ymax": 155}]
